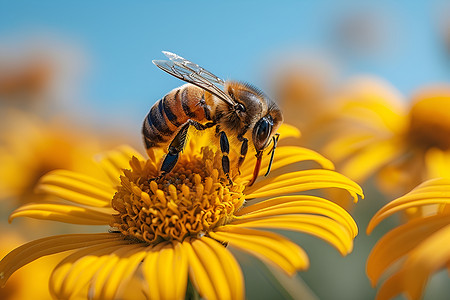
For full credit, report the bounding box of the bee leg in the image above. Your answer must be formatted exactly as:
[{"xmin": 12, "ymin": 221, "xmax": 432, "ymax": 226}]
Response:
[
  {"xmin": 219, "ymin": 131, "xmax": 233, "ymax": 185},
  {"xmin": 237, "ymin": 138, "xmax": 248, "ymax": 175},
  {"xmin": 157, "ymin": 120, "xmax": 215, "ymax": 179}
]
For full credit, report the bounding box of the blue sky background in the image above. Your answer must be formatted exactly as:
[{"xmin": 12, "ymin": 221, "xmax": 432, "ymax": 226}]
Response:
[{"xmin": 1, "ymin": 0, "xmax": 449, "ymax": 129}]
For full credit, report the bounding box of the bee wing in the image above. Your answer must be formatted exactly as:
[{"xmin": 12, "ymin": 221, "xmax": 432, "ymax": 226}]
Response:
[{"xmin": 153, "ymin": 51, "xmax": 236, "ymax": 106}]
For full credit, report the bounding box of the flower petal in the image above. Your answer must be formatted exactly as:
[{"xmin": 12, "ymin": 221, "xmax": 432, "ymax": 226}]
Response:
[
  {"xmin": 210, "ymin": 226, "xmax": 309, "ymax": 275},
  {"xmin": 97, "ymin": 146, "xmax": 144, "ymax": 186},
  {"xmin": 367, "ymin": 178, "xmax": 450, "ymax": 233},
  {"xmin": 366, "ymin": 213, "xmax": 450, "ymax": 286},
  {"xmin": 337, "ymin": 137, "xmax": 405, "ymax": 183},
  {"xmin": 36, "ymin": 170, "xmax": 114, "ymax": 207},
  {"xmin": 401, "ymin": 224, "xmax": 450, "ymax": 299},
  {"xmin": 141, "ymin": 246, "xmax": 161, "ymax": 300},
  {"xmin": 245, "ymin": 169, "xmax": 363, "ymax": 202},
  {"xmin": 276, "ymin": 123, "xmax": 301, "ymax": 140},
  {"xmin": 375, "ymin": 271, "xmax": 405, "ymax": 300},
  {"xmin": 200, "ymin": 237, "xmax": 244, "ymax": 300},
  {"xmin": 182, "ymin": 240, "xmax": 218, "ymax": 300},
  {"xmin": 142, "ymin": 242, "xmax": 188, "ymax": 300},
  {"xmin": 50, "ymin": 241, "xmax": 136, "ymax": 299},
  {"xmin": 240, "ymin": 146, "xmax": 334, "ymax": 179},
  {"xmin": 0, "ymin": 233, "xmax": 124, "ymax": 287},
  {"xmin": 91, "ymin": 245, "xmax": 148, "ymax": 300},
  {"xmin": 186, "ymin": 237, "xmax": 244, "ymax": 300},
  {"xmin": 232, "ymin": 215, "xmax": 353, "ymax": 255},
  {"xmin": 235, "ymin": 195, "xmax": 358, "ymax": 238},
  {"xmin": 9, "ymin": 201, "xmax": 113, "ymax": 225}
]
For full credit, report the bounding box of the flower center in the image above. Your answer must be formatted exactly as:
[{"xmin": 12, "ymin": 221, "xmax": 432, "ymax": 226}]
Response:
[
  {"xmin": 111, "ymin": 147, "xmax": 246, "ymax": 243},
  {"xmin": 408, "ymin": 88, "xmax": 450, "ymax": 150}
]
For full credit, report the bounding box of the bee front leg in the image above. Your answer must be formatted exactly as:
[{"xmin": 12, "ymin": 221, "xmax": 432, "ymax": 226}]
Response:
[
  {"xmin": 219, "ymin": 131, "xmax": 233, "ymax": 185},
  {"xmin": 156, "ymin": 120, "xmax": 214, "ymax": 180},
  {"xmin": 237, "ymin": 138, "xmax": 248, "ymax": 175}
]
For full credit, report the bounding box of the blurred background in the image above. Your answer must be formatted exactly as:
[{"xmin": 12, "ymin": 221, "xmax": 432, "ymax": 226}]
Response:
[{"xmin": 1, "ymin": 0, "xmax": 450, "ymax": 299}]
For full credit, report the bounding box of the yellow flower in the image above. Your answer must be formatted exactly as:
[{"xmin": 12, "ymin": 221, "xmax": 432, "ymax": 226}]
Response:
[
  {"xmin": 0, "ymin": 37, "xmax": 85, "ymax": 106},
  {"xmin": 0, "ymin": 125, "xmax": 363, "ymax": 300},
  {"xmin": 0, "ymin": 110, "xmax": 107, "ymax": 206},
  {"xmin": 366, "ymin": 178, "xmax": 450, "ymax": 300},
  {"xmin": 0, "ymin": 228, "xmax": 61, "ymax": 300},
  {"xmin": 321, "ymin": 78, "xmax": 450, "ymax": 196}
]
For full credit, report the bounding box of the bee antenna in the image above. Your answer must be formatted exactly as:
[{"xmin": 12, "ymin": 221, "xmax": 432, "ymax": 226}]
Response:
[{"xmin": 264, "ymin": 133, "xmax": 280, "ymax": 177}]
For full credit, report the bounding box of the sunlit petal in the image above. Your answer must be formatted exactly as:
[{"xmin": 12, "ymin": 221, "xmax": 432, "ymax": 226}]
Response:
[
  {"xmin": 245, "ymin": 169, "xmax": 363, "ymax": 202},
  {"xmin": 401, "ymin": 224, "xmax": 450, "ymax": 299},
  {"xmin": 96, "ymin": 146, "xmax": 145, "ymax": 186},
  {"xmin": 50, "ymin": 241, "xmax": 136, "ymax": 299},
  {"xmin": 201, "ymin": 237, "xmax": 244, "ymax": 300},
  {"xmin": 368, "ymin": 178, "xmax": 450, "ymax": 233},
  {"xmin": 9, "ymin": 201, "xmax": 113, "ymax": 225},
  {"xmin": 0, "ymin": 233, "xmax": 124, "ymax": 287},
  {"xmin": 210, "ymin": 227, "xmax": 309, "ymax": 275},
  {"xmin": 36, "ymin": 170, "xmax": 113, "ymax": 207},
  {"xmin": 235, "ymin": 195, "xmax": 358, "ymax": 237},
  {"xmin": 241, "ymin": 146, "xmax": 334, "ymax": 179},
  {"xmin": 338, "ymin": 138, "xmax": 405, "ymax": 183},
  {"xmin": 182, "ymin": 240, "xmax": 218, "ymax": 300},
  {"xmin": 367, "ymin": 213, "xmax": 450, "ymax": 286}
]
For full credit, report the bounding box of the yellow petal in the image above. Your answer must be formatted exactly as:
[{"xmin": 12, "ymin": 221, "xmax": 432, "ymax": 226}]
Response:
[
  {"xmin": 240, "ymin": 146, "xmax": 334, "ymax": 179},
  {"xmin": 90, "ymin": 244, "xmax": 147, "ymax": 300},
  {"xmin": 231, "ymin": 215, "xmax": 353, "ymax": 255},
  {"xmin": 276, "ymin": 123, "xmax": 301, "ymax": 140},
  {"xmin": 338, "ymin": 137, "xmax": 405, "ymax": 183},
  {"xmin": 36, "ymin": 170, "xmax": 114, "ymax": 207},
  {"xmin": 0, "ymin": 233, "xmax": 124, "ymax": 287},
  {"xmin": 141, "ymin": 246, "xmax": 161, "ymax": 300},
  {"xmin": 401, "ymin": 224, "xmax": 450, "ymax": 300},
  {"xmin": 245, "ymin": 169, "xmax": 363, "ymax": 203},
  {"xmin": 148, "ymin": 242, "xmax": 188, "ymax": 300},
  {"xmin": 9, "ymin": 202, "xmax": 113, "ymax": 225},
  {"xmin": 189, "ymin": 238, "xmax": 233, "ymax": 300},
  {"xmin": 201, "ymin": 237, "xmax": 244, "ymax": 300},
  {"xmin": 182, "ymin": 239, "xmax": 218, "ymax": 300},
  {"xmin": 97, "ymin": 146, "xmax": 144, "ymax": 186},
  {"xmin": 339, "ymin": 97, "xmax": 406, "ymax": 133},
  {"xmin": 425, "ymin": 148, "xmax": 450, "ymax": 178},
  {"xmin": 375, "ymin": 271, "xmax": 405, "ymax": 300},
  {"xmin": 322, "ymin": 131, "xmax": 380, "ymax": 164},
  {"xmin": 366, "ymin": 213, "xmax": 450, "ymax": 286},
  {"xmin": 368, "ymin": 178, "xmax": 450, "ymax": 233},
  {"xmin": 236, "ymin": 195, "xmax": 358, "ymax": 237},
  {"xmin": 210, "ymin": 227, "xmax": 309, "ymax": 275},
  {"xmin": 50, "ymin": 240, "xmax": 134, "ymax": 299}
]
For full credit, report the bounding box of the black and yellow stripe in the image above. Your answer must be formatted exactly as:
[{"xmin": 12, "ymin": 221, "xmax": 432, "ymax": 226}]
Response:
[{"xmin": 142, "ymin": 84, "xmax": 209, "ymax": 149}]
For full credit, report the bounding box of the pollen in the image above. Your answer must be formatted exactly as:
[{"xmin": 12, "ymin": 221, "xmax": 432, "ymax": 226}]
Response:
[
  {"xmin": 408, "ymin": 89, "xmax": 450, "ymax": 150},
  {"xmin": 111, "ymin": 147, "xmax": 246, "ymax": 243}
]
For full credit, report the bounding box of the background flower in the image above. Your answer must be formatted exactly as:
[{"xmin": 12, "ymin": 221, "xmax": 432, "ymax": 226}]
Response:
[
  {"xmin": 317, "ymin": 78, "xmax": 450, "ymax": 198},
  {"xmin": 367, "ymin": 178, "xmax": 450, "ymax": 300}
]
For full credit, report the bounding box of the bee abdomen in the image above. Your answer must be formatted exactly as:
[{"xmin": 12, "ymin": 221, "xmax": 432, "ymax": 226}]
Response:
[{"xmin": 142, "ymin": 84, "xmax": 209, "ymax": 149}]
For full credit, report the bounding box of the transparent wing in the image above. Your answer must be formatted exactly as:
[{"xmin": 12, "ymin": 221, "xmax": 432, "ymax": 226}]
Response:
[{"xmin": 153, "ymin": 51, "xmax": 235, "ymax": 106}]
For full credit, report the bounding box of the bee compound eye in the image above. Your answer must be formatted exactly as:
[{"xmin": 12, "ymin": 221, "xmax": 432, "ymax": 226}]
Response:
[{"xmin": 254, "ymin": 117, "xmax": 272, "ymax": 150}]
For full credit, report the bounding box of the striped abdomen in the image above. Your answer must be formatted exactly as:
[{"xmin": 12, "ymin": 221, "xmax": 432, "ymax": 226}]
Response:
[{"xmin": 142, "ymin": 84, "xmax": 211, "ymax": 149}]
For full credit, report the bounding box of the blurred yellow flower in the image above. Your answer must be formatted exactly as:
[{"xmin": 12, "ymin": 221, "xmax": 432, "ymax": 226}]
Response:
[
  {"xmin": 320, "ymin": 78, "xmax": 450, "ymax": 196},
  {"xmin": 0, "ymin": 228, "xmax": 58, "ymax": 300},
  {"xmin": 0, "ymin": 125, "xmax": 363, "ymax": 300},
  {"xmin": 0, "ymin": 36, "xmax": 85, "ymax": 107},
  {"xmin": 366, "ymin": 178, "xmax": 450, "ymax": 300},
  {"xmin": 0, "ymin": 110, "xmax": 107, "ymax": 206}
]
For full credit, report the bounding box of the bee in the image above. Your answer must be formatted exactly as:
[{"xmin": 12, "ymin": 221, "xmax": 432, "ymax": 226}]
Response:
[{"xmin": 143, "ymin": 51, "xmax": 283, "ymax": 186}]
